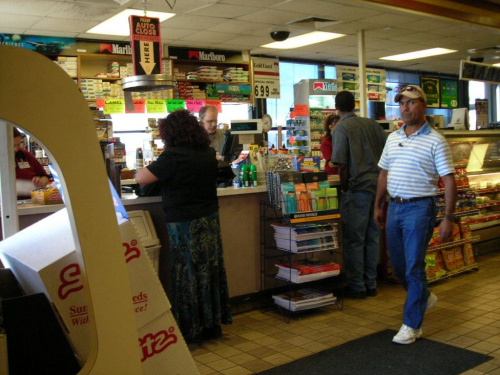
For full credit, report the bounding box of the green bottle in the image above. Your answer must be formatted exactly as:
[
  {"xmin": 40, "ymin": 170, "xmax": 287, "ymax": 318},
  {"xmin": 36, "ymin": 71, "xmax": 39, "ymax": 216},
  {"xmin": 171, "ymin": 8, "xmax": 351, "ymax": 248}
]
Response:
[
  {"xmin": 241, "ymin": 165, "xmax": 250, "ymax": 187},
  {"xmin": 250, "ymin": 165, "xmax": 257, "ymax": 187}
]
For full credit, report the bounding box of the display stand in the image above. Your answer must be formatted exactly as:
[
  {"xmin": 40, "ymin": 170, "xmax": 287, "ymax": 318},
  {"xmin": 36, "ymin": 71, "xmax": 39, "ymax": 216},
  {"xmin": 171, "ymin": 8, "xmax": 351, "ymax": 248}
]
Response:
[
  {"xmin": 260, "ymin": 201, "xmax": 344, "ymax": 323},
  {"xmin": 0, "ymin": 45, "xmax": 142, "ymax": 374}
]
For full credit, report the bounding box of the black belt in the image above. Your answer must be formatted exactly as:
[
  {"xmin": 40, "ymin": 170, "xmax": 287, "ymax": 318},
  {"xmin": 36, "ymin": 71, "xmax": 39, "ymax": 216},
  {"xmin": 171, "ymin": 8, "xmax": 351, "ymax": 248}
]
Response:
[{"xmin": 390, "ymin": 196, "xmax": 433, "ymax": 204}]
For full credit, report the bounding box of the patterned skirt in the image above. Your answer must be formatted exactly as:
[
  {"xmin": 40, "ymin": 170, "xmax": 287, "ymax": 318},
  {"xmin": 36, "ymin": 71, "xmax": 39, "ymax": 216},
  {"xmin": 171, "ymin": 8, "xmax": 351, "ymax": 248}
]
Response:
[{"xmin": 167, "ymin": 211, "xmax": 232, "ymax": 341}]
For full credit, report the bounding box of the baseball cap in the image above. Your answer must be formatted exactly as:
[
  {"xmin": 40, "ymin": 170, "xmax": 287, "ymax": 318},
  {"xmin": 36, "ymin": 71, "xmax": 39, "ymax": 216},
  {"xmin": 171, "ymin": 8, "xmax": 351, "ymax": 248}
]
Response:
[{"xmin": 394, "ymin": 85, "xmax": 427, "ymax": 103}]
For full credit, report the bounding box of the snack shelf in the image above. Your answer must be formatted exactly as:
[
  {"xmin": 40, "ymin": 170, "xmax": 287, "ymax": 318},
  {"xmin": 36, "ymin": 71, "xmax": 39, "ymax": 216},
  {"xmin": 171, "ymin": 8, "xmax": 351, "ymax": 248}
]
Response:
[
  {"xmin": 466, "ymin": 213, "xmax": 500, "ymax": 225},
  {"xmin": 475, "ymin": 187, "xmax": 500, "ymax": 194},
  {"xmin": 427, "ymin": 263, "xmax": 479, "ymax": 284},
  {"xmin": 436, "ymin": 210, "xmax": 480, "ymax": 220},
  {"xmin": 427, "ymin": 236, "xmax": 480, "ymax": 253},
  {"xmin": 476, "ymin": 200, "xmax": 500, "ymax": 209}
]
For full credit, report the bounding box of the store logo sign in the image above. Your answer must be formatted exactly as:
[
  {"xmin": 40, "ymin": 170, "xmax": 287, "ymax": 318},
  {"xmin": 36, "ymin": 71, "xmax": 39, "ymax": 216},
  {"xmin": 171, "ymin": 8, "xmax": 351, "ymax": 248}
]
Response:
[
  {"xmin": 100, "ymin": 43, "xmax": 132, "ymax": 55},
  {"xmin": 188, "ymin": 50, "xmax": 226, "ymax": 62},
  {"xmin": 313, "ymin": 82, "xmax": 337, "ymax": 91}
]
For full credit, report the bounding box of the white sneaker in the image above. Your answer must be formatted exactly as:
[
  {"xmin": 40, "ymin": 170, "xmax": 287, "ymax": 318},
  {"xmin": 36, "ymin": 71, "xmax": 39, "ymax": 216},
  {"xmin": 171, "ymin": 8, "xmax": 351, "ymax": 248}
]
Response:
[
  {"xmin": 392, "ymin": 324, "xmax": 422, "ymax": 344},
  {"xmin": 427, "ymin": 292, "xmax": 437, "ymax": 309}
]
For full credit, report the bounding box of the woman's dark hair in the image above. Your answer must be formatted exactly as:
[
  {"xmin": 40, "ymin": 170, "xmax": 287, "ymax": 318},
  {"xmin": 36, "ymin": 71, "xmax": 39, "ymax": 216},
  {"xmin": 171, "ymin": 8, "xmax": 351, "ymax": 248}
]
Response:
[
  {"xmin": 13, "ymin": 127, "xmax": 21, "ymax": 138},
  {"xmin": 158, "ymin": 109, "xmax": 210, "ymax": 149},
  {"xmin": 335, "ymin": 91, "xmax": 355, "ymax": 112},
  {"xmin": 323, "ymin": 114, "xmax": 340, "ymax": 139}
]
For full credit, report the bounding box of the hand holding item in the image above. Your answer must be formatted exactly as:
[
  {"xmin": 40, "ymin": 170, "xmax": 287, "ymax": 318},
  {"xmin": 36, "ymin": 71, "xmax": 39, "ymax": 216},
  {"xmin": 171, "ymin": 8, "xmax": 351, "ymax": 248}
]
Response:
[{"xmin": 32, "ymin": 175, "xmax": 49, "ymax": 189}]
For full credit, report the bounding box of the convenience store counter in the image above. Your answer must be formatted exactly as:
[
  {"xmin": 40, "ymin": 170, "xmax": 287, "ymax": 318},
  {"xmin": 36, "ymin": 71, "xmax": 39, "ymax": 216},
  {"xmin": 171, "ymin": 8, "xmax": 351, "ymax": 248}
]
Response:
[{"xmin": 7, "ymin": 185, "xmax": 268, "ymax": 298}]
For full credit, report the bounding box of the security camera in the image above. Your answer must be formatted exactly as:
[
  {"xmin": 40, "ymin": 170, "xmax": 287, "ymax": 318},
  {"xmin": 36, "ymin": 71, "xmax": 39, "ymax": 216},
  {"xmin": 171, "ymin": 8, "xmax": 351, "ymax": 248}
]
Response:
[{"xmin": 270, "ymin": 31, "xmax": 290, "ymax": 42}]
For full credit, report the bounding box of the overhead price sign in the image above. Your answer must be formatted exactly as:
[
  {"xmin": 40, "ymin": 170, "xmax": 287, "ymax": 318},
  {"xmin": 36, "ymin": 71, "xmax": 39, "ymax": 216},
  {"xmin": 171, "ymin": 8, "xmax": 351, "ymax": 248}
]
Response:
[
  {"xmin": 460, "ymin": 60, "xmax": 500, "ymax": 84},
  {"xmin": 252, "ymin": 57, "xmax": 280, "ymax": 98},
  {"xmin": 129, "ymin": 15, "xmax": 162, "ymax": 76}
]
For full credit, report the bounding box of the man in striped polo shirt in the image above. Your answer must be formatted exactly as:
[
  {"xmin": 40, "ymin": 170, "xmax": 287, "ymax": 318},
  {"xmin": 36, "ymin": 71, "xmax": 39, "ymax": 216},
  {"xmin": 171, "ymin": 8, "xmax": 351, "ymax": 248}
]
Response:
[{"xmin": 374, "ymin": 85, "xmax": 457, "ymax": 345}]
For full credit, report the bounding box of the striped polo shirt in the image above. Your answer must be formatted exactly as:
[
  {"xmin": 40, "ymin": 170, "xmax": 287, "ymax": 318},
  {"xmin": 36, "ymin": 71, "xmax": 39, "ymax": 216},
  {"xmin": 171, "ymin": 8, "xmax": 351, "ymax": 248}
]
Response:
[{"xmin": 378, "ymin": 122, "xmax": 454, "ymax": 199}]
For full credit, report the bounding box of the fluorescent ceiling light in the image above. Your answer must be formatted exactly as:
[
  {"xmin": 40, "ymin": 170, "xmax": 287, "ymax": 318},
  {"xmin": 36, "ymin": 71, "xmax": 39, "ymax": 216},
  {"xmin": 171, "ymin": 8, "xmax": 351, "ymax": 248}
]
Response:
[
  {"xmin": 261, "ymin": 31, "xmax": 345, "ymax": 49},
  {"xmin": 87, "ymin": 9, "xmax": 175, "ymax": 36},
  {"xmin": 493, "ymin": 63, "xmax": 500, "ymax": 67},
  {"xmin": 380, "ymin": 48, "xmax": 457, "ymax": 61}
]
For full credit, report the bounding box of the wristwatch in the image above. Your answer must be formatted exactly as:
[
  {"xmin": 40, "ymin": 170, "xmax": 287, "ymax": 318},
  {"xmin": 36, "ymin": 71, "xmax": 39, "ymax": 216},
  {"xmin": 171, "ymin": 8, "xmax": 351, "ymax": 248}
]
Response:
[{"xmin": 443, "ymin": 214, "xmax": 456, "ymax": 221}]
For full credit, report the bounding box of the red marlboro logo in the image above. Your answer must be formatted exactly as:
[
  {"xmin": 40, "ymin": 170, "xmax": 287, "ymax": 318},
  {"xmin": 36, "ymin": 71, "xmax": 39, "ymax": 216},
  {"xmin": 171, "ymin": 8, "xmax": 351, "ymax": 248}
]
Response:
[
  {"xmin": 188, "ymin": 50, "xmax": 200, "ymax": 60},
  {"xmin": 313, "ymin": 82, "xmax": 325, "ymax": 90},
  {"xmin": 100, "ymin": 43, "xmax": 113, "ymax": 54}
]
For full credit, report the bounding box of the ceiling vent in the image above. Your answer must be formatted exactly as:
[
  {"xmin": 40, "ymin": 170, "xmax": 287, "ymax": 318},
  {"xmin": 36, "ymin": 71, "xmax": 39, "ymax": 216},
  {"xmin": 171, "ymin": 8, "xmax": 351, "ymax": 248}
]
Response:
[{"xmin": 287, "ymin": 17, "xmax": 341, "ymax": 29}]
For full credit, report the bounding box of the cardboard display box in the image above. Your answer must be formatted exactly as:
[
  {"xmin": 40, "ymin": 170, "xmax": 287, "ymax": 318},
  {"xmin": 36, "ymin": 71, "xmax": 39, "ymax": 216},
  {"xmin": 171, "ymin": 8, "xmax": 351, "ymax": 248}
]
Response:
[
  {"xmin": 0, "ymin": 208, "xmax": 198, "ymax": 374},
  {"xmin": 31, "ymin": 187, "xmax": 63, "ymax": 205}
]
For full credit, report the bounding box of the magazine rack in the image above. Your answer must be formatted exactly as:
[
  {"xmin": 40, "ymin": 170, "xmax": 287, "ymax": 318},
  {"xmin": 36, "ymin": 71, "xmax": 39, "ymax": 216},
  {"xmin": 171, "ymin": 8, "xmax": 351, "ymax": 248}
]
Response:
[
  {"xmin": 0, "ymin": 45, "xmax": 141, "ymax": 374},
  {"xmin": 260, "ymin": 200, "xmax": 344, "ymax": 322}
]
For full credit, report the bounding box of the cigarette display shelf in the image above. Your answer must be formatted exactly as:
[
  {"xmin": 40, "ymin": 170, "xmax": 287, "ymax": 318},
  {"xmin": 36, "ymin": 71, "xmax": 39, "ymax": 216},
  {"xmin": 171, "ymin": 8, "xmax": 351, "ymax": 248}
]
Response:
[{"xmin": 260, "ymin": 200, "xmax": 344, "ymax": 323}]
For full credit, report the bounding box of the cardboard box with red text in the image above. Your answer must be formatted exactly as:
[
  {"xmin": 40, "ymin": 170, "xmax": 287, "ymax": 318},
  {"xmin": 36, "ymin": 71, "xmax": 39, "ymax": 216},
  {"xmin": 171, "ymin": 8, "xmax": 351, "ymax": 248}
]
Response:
[{"xmin": 0, "ymin": 208, "xmax": 198, "ymax": 374}]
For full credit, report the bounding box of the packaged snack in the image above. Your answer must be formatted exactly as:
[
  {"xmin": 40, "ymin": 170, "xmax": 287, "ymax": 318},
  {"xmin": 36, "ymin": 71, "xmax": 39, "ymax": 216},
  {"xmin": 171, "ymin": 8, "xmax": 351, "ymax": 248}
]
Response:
[
  {"xmin": 459, "ymin": 222, "xmax": 472, "ymax": 239},
  {"xmin": 441, "ymin": 248, "xmax": 459, "ymax": 271},
  {"xmin": 453, "ymin": 247, "xmax": 465, "ymax": 269},
  {"xmin": 428, "ymin": 226, "xmax": 441, "ymax": 247},
  {"xmin": 463, "ymin": 243, "xmax": 475, "ymax": 265}
]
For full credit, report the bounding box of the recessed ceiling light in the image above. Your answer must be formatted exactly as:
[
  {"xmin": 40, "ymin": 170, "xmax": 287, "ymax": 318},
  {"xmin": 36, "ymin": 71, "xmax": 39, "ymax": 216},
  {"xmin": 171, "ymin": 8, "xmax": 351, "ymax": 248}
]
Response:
[
  {"xmin": 261, "ymin": 31, "xmax": 345, "ymax": 49},
  {"xmin": 380, "ymin": 48, "xmax": 457, "ymax": 61},
  {"xmin": 87, "ymin": 9, "xmax": 175, "ymax": 36}
]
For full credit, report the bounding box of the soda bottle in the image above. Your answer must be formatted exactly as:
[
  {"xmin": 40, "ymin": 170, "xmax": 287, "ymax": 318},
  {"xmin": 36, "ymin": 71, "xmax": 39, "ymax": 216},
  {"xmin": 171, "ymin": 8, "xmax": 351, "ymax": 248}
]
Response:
[
  {"xmin": 241, "ymin": 165, "xmax": 250, "ymax": 187},
  {"xmin": 250, "ymin": 164, "xmax": 257, "ymax": 187}
]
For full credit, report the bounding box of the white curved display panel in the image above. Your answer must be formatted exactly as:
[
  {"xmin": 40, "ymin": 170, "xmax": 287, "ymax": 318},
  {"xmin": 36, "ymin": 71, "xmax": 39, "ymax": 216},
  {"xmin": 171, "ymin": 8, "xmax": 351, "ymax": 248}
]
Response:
[{"xmin": 0, "ymin": 45, "xmax": 142, "ymax": 374}]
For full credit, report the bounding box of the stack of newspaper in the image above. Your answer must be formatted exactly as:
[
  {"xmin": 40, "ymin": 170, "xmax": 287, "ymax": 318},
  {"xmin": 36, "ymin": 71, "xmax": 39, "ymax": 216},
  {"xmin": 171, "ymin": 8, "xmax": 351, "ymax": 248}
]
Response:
[
  {"xmin": 272, "ymin": 288, "xmax": 337, "ymax": 312},
  {"xmin": 272, "ymin": 222, "xmax": 338, "ymax": 253},
  {"xmin": 275, "ymin": 259, "xmax": 340, "ymax": 283}
]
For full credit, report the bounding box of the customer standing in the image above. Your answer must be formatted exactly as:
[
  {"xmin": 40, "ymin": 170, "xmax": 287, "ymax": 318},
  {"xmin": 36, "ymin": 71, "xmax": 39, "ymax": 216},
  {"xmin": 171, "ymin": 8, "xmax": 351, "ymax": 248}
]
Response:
[
  {"xmin": 320, "ymin": 114, "xmax": 340, "ymax": 175},
  {"xmin": 13, "ymin": 127, "xmax": 50, "ymax": 199},
  {"xmin": 199, "ymin": 105, "xmax": 225, "ymax": 161},
  {"xmin": 135, "ymin": 109, "xmax": 232, "ymax": 343},
  {"xmin": 374, "ymin": 85, "xmax": 456, "ymax": 344},
  {"xmin": 331, "ymin": 91, "xmax": 387, "ymax": 299}
]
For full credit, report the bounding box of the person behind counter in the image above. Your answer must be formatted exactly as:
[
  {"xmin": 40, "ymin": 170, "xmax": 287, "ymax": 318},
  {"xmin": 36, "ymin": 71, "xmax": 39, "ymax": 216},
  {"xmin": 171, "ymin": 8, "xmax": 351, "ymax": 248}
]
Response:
[
  {"xmin": 135, "ymin": 109, "xmax": 232, "ymax": 343},
  {"xmin": 199, "ymin": 105, "xmax": 225, "ymax": 161},
  {"xmin": 13, "ymin": 127, "xmax": 49, "ymax": 199},
  {"xmin": 320, "ymin": 114, "xmax": 340, "ymax": 175}
]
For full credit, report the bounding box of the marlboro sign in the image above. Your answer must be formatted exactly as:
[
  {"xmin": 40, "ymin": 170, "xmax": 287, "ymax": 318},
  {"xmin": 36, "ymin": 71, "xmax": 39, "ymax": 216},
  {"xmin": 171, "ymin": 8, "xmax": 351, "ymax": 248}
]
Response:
[{"xmin": 129, "ymin": 15, "xmax": 162, "ymax": 75}]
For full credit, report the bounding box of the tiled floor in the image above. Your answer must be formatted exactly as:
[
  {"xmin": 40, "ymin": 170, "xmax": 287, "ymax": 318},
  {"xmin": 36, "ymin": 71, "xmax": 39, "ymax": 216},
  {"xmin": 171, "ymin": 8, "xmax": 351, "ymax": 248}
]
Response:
[{"xmin": 188, "ymin": 251, "xmax": 500, "ymax": 375}]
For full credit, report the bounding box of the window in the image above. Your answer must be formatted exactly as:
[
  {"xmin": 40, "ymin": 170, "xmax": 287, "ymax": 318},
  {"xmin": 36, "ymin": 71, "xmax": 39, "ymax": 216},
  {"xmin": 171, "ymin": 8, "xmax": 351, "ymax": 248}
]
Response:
[{"xmin": 266, "ymin": 62, "xmax": 319, "ymax": 127}]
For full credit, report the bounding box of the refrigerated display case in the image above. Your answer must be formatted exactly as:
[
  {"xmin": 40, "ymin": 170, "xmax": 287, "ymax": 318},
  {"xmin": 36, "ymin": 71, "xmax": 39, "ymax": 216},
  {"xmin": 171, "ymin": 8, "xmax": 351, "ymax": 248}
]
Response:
[
  {"xmin": 444, "ymin": 130, "xmax": 500, "ymax": 255},
  {"xmin": 292, "ymin": 79, "xmax": 337, "ymax": 156}
]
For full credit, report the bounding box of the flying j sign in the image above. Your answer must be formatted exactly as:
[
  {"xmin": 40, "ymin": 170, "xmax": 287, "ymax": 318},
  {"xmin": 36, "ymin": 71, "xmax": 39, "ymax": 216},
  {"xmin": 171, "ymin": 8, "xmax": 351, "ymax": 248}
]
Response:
[{"xmin": 129, "ymin": 15, "xmax": 162, "ymax": 75}]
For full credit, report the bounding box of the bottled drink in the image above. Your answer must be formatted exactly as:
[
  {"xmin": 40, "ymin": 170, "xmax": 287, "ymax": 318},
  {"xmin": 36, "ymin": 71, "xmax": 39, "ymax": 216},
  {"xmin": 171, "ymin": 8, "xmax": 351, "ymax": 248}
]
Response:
[
  {"xmin": 135, "ymin": 148, "xmax": 144, "ymax": 169},
  {"xmin": 250, "ymin": 164, "xmax": 257, "ymax": 187},
  {"xmin": 241, "ymin": 165, "xmax": 250, "ymax": 187}
]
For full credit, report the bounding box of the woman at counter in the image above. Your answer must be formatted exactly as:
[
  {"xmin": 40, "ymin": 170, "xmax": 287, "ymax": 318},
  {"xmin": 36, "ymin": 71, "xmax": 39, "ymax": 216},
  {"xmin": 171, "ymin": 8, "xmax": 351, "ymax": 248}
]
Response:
[
  {"xmin": 13, "ymin": 127, "xmax": 49, "ymax": 199},
  {"xmin": 135, "ymin": 109, "xmax": 232, "ymax": 343},
  {"xmin": 320, "ymin": 114, "xmax": 340, "ymax": 175}
]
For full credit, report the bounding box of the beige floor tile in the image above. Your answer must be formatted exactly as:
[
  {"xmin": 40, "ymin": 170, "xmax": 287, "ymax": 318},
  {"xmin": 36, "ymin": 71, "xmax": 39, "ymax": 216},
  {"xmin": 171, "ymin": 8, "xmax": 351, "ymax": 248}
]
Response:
[
  {"xmin": 219, "ymin": 366, "xmax": 254, "ymax": 375},
  {"xmin": 262, "ymin": 352, "xmax": 294, "ymax": 366},
  {"xmin": 187, "ymin": 252, "xmax": 500, "ymax": 374}
]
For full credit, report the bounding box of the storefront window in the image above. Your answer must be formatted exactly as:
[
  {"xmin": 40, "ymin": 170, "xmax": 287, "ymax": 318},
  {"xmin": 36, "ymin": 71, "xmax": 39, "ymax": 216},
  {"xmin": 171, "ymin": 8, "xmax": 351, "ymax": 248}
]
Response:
[
  {"xmin": 266, "ymin": 62, "xmax": 319, "ymax": 127},
  {"xmin": 468, "ymin": 81, "xmax": 486, "ymax": 130}
]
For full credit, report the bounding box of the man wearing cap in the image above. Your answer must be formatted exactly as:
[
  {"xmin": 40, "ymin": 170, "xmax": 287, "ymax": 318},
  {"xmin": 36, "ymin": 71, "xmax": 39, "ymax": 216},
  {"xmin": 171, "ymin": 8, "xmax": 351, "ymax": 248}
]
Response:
[{"xmin": 374, "ymin": 85, "xmax": 457, "ymax": 344}]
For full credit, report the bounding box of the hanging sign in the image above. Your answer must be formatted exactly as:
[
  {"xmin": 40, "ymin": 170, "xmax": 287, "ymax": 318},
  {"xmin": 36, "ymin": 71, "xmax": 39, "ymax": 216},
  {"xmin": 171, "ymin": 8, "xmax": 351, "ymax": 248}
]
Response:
[
  {"xmin": 146, "ymin": 99, "xmax": 167, "ymax": 113},
  {"xmin": 294, "ymin": 104, "xmax": 309, "ymax": 117},
  {"xmin": 421, "ymin": 77, "xmax": 440, "ymax": 108},
  {"xmin": 476, "ymin": 99, "xmax": 489, "ymax": 129},
  {"xmin": 129, "ymin": 15, "xmax": 162, "ymax": 76},
  {"xmin": 186, "ymin": 100, "xmax": 205, "ymax": 113},
  {"xmin": 440, "ymin": 79, "xmax": 458, "ymax": 108},
  {"xmin": 125, "ymin": 99, "xmax": 146, "ymax": 113},
  {"xmin": 252, "ymin": 57, "xmax": 280, "ymax": 98},
  {"xmin": 103, "ymin": 99, "xmax": 125, "ymax": 114},
  {"xmin": 166, "ymin": 99, "xmax": 186, "ymax": 112},
  {"xmin": 205, "ymin": 99, "xmax": 222, "ymax": 112}
]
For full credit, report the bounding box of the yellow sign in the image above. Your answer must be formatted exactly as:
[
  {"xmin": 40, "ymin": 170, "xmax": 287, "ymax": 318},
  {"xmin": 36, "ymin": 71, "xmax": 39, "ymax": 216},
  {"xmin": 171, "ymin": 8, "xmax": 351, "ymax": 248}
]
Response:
[
  {"xmin": 146, "ymin": 99, "xmax": 167, "ymax": 113},
  {"xmin": 103, "ymin": 99, "xmax": 125, "ymax": 114}
]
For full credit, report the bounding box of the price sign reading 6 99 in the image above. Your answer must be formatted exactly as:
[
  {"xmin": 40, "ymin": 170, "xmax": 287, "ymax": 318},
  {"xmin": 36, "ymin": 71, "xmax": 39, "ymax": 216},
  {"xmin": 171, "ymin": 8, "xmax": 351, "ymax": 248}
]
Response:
[{"xmin": 255, "ymin": 84, "xmax": 270, "ymax": 98}]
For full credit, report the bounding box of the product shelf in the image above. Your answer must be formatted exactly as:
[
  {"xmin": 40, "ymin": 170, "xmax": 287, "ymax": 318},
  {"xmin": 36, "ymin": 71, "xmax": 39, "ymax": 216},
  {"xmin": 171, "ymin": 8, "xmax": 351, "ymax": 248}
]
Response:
[
  {"xmin": 427, "ymin": 263, "xmax": 479, "ymax": 284},
  {"xmin": 427, "ymin": 236, "xmax": 480, "ymax": 253},
  {"xmin": 475, "ymin": 187, "xmax": 500, "ymax": 194},
  {"xmin": 476, "ymin": 200, "xmax": 500, "ymax": 209}
]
